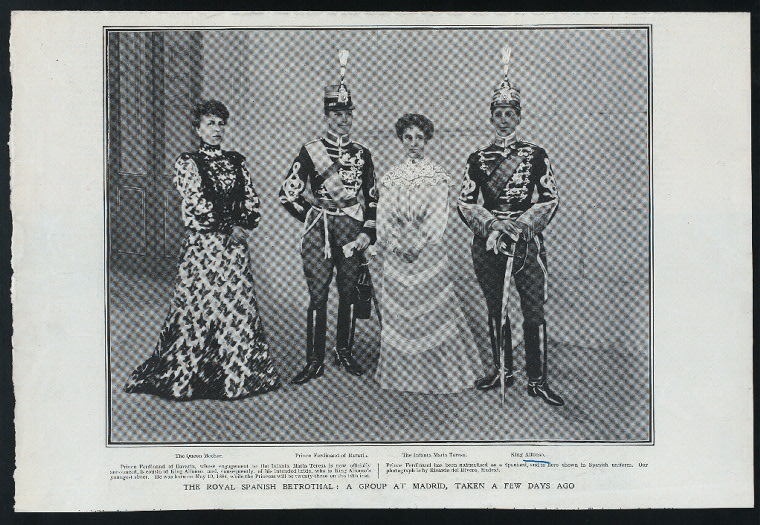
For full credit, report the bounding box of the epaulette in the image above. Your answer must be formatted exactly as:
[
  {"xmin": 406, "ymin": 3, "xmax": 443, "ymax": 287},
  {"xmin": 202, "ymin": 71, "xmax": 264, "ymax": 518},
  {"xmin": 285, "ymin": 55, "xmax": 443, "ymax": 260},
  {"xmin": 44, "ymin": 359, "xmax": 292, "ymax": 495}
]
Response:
[
  {"xmin": 465, "ymin": 147, "xmax": 486, "ymax": 164},
  {"xmin": 351, "ymin": 141, "xmax": 370, "ymax": 152},
  {"xmin": 305, "ymin": 138, "xmax": 322, "ymax": 147},
  {"xmin": 464, "ymin": 144, "xmax": 489, "ymax": 160},
  {"xmin": 515, "ymin": 140, "xmax": 541, "ymax": 151}
]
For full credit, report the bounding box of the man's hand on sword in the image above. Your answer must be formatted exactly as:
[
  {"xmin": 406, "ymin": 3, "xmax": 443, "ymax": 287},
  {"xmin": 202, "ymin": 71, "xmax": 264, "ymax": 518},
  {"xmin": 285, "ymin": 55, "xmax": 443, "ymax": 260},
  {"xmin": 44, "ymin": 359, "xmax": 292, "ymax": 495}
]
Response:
[
  {"xmin": 491, "ymin": 218, "xmax": 530, "ymax": 241},
  {"xmin": 343, "ymin": 233, "xmax": 372, "ymax": 258},
  {"xmin": 353, "ymin": 232, "xmax": 371, "ymax": 252}
]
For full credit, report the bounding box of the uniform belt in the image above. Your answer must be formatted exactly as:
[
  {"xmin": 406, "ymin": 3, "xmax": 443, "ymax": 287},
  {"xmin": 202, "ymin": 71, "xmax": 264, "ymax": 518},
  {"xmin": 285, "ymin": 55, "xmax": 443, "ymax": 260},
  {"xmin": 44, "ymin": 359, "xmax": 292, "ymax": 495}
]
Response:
[
  {"xmin": 492, "ymin": 210, "xmax": 523, "ymax": 219},
  {"xmin": 314, "ymin": 205, "xmax": 345, "ymax": 215},
  {"xmin": 302, "ymin": 205, "xmax": 346, "ymax": 259}
]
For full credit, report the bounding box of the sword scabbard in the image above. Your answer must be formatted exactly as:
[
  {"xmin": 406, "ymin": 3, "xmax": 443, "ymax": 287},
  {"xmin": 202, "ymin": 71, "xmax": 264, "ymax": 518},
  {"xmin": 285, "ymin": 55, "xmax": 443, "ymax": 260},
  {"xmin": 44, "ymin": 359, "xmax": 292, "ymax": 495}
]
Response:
[{"xmin": 500, "ymin": 253, "xmax": 516, "ymax": 406}]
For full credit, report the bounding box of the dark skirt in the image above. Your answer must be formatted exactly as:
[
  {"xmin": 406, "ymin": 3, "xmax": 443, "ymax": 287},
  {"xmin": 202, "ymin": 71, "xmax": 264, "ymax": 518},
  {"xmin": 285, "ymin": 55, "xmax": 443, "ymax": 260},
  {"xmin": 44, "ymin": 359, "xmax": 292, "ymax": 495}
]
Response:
[{"xmin": 124, "ymin": 230, "xmax": 281, "ymax": 400}]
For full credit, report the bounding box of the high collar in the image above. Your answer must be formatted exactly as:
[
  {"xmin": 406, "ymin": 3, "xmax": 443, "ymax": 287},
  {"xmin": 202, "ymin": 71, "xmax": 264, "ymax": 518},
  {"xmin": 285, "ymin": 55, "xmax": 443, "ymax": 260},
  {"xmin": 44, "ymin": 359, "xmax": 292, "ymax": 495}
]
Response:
[
  {"xmin": 199, "ymin": 142, "xmax": 222, "ymax": 157},
  {"xmin": 325, "ymin": 131, "xmax": 351, "ymax": 148},
  {"xmin": 404, "ymin": 155, "xmax": 427, "ymax": 166},
  {"xmin": 492, "ymin": 132, "xmax": 517, "ymax": 150}
]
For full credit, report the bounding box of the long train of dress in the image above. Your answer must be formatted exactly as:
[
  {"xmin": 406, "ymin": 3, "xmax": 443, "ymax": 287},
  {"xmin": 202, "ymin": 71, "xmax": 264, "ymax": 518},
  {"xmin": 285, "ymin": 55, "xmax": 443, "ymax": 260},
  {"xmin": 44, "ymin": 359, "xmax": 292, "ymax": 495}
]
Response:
[
  {"xmin": 374, "ymin": 157, "xmax": 481, "ymax": 394},
  {"xmin": 125, "ymin": 144, "xmax": 281, "ymax": 400},
  {"xmin": 125, "ymin": 230, "xmax": 281, "ymax": 400}
]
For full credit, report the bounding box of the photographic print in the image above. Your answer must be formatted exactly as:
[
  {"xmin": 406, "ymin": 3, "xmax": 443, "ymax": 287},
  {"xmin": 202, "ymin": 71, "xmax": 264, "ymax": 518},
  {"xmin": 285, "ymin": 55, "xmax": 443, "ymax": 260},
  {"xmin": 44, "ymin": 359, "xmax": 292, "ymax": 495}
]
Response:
[
  {"xmin": 106, "ymin": 26, "xmax": 652, "ymax": 444},
  {"xmin": 12, "ymin": 11, "xmax": 753, "ymax": 511}
]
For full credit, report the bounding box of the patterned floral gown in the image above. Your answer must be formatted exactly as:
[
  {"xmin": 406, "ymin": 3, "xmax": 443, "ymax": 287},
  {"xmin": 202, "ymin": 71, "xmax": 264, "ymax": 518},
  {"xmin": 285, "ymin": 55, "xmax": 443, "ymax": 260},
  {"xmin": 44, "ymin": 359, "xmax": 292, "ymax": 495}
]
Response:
[
  {"xmin": 374, "ymin": 157, "xmax": 481, "ymax": 394},
  {"xmin": 124, "ymin": 142, "xmax": 281, "ymax": 400}
]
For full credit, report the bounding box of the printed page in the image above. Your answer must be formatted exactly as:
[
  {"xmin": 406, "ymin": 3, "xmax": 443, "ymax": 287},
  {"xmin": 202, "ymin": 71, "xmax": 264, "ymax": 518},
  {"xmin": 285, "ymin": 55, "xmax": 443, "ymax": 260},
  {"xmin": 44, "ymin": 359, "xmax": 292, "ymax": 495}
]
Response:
[{"xmin": 10, "ymin": 11, "xmax": 753, "ymax": 510}]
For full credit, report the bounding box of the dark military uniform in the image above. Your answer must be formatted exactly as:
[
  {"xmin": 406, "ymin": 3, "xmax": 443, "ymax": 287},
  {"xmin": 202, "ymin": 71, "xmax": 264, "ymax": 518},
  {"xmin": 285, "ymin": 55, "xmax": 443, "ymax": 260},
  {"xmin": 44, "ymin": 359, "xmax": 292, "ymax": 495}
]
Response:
[
  {"xmin": 280, "ymin": 130, "xmax": 377, "ymax": 380},
  {"xmin": 458, "ymin": 134, "xmax": 560, "ymax": 392}
]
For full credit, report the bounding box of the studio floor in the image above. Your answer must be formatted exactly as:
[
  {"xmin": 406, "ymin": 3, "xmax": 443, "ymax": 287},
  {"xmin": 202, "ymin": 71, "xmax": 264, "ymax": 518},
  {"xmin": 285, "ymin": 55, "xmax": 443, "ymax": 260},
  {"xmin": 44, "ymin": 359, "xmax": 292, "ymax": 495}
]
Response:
[{"xmin": 108, "ymin": 262, "xmax": 651, "ymax": 444}]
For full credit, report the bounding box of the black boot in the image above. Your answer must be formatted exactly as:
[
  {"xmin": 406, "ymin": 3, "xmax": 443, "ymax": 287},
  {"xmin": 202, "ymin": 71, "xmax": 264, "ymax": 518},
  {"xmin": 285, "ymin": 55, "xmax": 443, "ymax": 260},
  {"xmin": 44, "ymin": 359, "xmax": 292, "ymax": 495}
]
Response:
[
  {"xmin": 335, "ymin": 347, "xmax": 365, "ymax": 376},
  {"xmin": 524, "ymin": 322, "xmax": 562, "ymax": 405},
  {"xmin": 291, "ymin": 361, "xmax": 324, "ymax": 385},
  {"xmin": 334, "ymin": 300, "xmax": 364, "ymax": 376},
  {"xmin": 475, "ymin": 314, "xmax": 514, "ymax": 391},
  {"xmin": 475, "ymin": 370, "xmax": 515, "ymax": 391},
  {"xmin": 292, "ymin": 307, "xmax": 326, "ymax": 385},
  {"xmin": 527, "ymin": 380, "xmax": 565, "ymax": 406}
]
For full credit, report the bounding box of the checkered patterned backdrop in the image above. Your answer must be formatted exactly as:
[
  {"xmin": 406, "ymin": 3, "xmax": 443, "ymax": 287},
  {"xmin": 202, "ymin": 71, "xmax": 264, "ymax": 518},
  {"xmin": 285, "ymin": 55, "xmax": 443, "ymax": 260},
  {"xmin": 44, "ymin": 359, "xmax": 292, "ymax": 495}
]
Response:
[{"xmin": 108, "ymin": 27, "xmax": 651, "ymax": 443}]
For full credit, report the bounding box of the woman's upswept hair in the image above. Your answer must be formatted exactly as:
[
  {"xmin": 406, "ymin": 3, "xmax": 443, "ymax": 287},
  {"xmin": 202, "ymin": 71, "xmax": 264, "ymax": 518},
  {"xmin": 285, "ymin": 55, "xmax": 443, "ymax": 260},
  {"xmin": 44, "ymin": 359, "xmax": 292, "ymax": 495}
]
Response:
[
  {"xmin": 192, "ymin": 100, "xmax": 230, "ymax": 128},
  {"xmin": 395, "ymin": 113, "xmax": 434, "ymax": 141}
]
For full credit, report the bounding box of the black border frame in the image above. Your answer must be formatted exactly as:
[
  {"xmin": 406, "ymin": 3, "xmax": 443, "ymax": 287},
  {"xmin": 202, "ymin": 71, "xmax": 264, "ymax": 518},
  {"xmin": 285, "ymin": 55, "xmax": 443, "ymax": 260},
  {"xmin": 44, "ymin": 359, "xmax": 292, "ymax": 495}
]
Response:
[
  {"xmin": 104, "ymin": 23, "xmax": 655, "ymax": 447},
  {"xmin": 1, "ymin": 4, "xmax": 755, "ymax": 522}
]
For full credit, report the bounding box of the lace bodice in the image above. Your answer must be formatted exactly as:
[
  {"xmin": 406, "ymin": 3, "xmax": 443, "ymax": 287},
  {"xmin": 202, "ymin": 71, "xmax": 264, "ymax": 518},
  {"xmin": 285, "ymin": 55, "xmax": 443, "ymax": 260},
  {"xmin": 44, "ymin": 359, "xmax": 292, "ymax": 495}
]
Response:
[
  {"xmin": 380, "ymin": 157, "xmax": 450, "ymax": 190},
  {"xmin": 376, "ymin": 158, "xmax": 451, "ymax": 252}
]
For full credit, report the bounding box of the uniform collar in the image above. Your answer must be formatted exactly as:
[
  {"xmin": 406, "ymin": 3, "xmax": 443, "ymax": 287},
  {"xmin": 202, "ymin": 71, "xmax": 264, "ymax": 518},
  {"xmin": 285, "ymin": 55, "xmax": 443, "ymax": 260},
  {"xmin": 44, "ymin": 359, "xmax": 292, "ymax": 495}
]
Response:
[
  {"xmin": 492, "ymin": 132, "xmax": 517, "ymax": 151},
  {"xmin": 325, "ymin": 131, "xmax": 351, "ymax": 148}
]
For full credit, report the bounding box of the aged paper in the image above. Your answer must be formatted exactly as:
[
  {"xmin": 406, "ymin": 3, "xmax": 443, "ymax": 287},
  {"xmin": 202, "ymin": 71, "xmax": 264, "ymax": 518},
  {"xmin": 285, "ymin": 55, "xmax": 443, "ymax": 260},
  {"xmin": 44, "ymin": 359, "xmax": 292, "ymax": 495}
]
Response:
[{"xmin": 11, "ymin": 11, "xmax": 752, "ymax": 510}]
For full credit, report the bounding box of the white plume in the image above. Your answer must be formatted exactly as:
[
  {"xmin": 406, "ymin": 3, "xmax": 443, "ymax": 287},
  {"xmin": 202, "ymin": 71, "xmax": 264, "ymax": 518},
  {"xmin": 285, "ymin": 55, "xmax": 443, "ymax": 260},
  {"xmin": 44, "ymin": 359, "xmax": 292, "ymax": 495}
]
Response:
[{"xmin": 501, "ymin": 46, "xmax": 512, "ymax": 78}]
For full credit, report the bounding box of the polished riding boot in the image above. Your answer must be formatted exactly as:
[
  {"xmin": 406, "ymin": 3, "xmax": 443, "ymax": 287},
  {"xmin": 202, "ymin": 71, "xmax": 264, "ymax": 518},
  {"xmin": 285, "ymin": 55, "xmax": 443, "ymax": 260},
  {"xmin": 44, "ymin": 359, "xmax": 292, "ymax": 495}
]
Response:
[
  {"xmin": 475, "ymin": 314, "xmax": 514, "ymax": 391},
  {"xmin": 527, "ymin": 380, "xmax": 564, "ymax": 406},
  {"xmin": 523, "ymin": 322, "xmax": 543, "ymax": 383},
  {"xmin": 335, "ymin": 346, "xmax": 364, "ymax": 376},
  {"xmin": 475, "ymin": 370, "xmax": 515, "ymax": 391},
  {"xmin": 525, "ymin": 322, "xmax": 564, "ymax": 406},
  {"xmin": 291, "ymin": 307, "xmax": 326, "ymax": 385},
  {"xmin": 523, "ymin": 323, "xmax": 565, "ymax": 406},
  {"xmin": 333, "ymin": 300, "xmax": 350, "ymax": 365},
  {"xmin": 334, "ymin": 301, "xmax": 364, "ymax": 376}
]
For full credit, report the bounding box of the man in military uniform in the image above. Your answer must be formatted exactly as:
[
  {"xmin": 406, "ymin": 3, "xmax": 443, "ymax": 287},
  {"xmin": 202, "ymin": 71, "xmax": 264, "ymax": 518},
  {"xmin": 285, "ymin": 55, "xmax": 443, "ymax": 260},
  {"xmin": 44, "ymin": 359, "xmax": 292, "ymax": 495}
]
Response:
[
  {"xmin": 280, "ymin": 50, "xmax": 377, "ymax": 385},
  {"xmin": 457, "ymin": 47, "xmax": 564, "ymax": 406}
]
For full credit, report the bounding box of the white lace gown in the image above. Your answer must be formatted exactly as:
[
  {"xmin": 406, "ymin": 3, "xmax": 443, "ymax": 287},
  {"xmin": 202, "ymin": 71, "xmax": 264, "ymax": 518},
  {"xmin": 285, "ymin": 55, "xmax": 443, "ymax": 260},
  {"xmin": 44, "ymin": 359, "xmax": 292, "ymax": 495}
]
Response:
[{"xmin": 374, "ymin": 157, "xmax": 480, "ymax": 393}]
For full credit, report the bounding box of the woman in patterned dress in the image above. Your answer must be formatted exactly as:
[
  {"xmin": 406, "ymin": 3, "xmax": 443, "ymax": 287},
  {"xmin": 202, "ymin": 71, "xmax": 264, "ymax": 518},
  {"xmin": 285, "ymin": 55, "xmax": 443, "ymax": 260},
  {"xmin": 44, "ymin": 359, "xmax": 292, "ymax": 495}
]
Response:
[
  {"xmin": 374, "ymin": 114, "xmax": 481, "ymax": 393},
  {"xmin": 125, "ymin": 100, "xmax": 281, "ymax": 400}
]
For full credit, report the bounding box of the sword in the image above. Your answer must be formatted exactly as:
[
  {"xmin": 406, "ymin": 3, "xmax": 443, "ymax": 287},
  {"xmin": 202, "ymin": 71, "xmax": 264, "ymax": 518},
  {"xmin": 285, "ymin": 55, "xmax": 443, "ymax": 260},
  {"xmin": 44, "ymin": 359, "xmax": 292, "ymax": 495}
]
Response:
[
  {"xmin": 360, "ymin": 246, "xmax": 382, "ymax": 330},
  {"xmin": 496, "ymin": 233, "xmax": 518, "ymax": 406},
  {"xmin": 348, "ymin": 303, "xmax": 357, "ymax": 353},
  {"xmin": 362, "ymin": 250, "xmax": 383, "ymax": 330},
  {"xmin": 343, "ymin": 254, "xmax": 380, "ymax": 369}
]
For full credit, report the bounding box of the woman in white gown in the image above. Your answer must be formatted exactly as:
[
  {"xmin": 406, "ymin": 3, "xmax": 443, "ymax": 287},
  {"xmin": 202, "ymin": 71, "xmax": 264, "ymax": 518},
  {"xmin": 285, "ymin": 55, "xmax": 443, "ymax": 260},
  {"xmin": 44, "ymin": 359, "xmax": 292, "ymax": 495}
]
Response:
[{"xmin": 374, "ymin": 113, "xmax": 481, "ymax": 393}]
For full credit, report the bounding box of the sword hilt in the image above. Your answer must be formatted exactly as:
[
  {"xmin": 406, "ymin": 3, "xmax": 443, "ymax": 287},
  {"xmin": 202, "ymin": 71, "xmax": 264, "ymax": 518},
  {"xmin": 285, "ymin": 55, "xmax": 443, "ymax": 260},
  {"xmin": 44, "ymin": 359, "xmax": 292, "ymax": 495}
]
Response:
[{"xmin": 496, "ymin": 233, "xmax": 518, "ymax": 257}]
